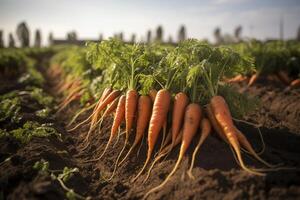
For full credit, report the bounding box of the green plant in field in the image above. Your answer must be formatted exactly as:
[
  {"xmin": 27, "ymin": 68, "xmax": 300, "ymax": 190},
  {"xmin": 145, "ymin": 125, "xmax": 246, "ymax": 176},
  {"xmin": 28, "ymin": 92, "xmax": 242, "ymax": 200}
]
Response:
[
  {"xmin": 28, "ymin": 87, "xmax": 53, "ymax": 106},
  {"xmin": 33, "ymin": 159, "xmax": 90, "ymax": 200},
  {"xmin": 0, "ymin": 49, "xmax": 45, "ymax": 86},
  {"xmin": 35, "ymin": 108, "xmax": 51, "ymax": 118},
  {"xmin": 231, "ymin": 40, "xmax": 300, "ymax": 76},
  {"xmin": 0, "ymin": 49, "xmax": 27, "ymax": 78},
  {"xmin": 0, "ymin": 129, "xmax": 9, "ymax": 138},
  {"xmin": 0, "ymin": 86, "xmax": 54, "ymax": 123},
  {"xmin": 0, "ymin": 96, "xmax": 22, "ymax": 123},
  {"xmin": 168, "ymin": 39, "xmax": 257, "ymax": 117},
  {"xmin": 9, "ymin": 121, "xmax": 61, "ymax": 143}
]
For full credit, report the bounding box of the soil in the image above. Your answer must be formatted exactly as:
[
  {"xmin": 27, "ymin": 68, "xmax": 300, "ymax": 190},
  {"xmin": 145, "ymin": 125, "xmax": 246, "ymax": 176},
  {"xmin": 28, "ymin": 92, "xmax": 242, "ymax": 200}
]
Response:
[{"xmin": 1, "ymin": 63, "xmax": 300, "ymax": 200}]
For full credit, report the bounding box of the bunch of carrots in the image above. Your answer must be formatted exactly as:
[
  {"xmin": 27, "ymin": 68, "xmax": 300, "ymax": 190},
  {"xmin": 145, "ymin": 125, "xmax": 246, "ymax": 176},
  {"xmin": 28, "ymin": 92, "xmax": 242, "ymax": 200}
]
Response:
[
  {"xmin": 228, "ymin": 41, "xmax": 300, "ymax": 88},
  {"xmin": 48, "ymin": 47, "xmax": 99, "ymax": 114},
  {"xmin": 56, "ymin": 39, "xmax": 291, "ymax": 199}
]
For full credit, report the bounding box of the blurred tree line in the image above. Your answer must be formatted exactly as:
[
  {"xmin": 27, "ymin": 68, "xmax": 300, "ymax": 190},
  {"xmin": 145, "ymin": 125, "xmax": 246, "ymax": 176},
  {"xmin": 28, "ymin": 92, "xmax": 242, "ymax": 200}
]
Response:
[
  {"xmin": 1, "ymin": 22, "xmax": 300, "ymax": 48},
  {"xmin": 0, "ymin": 21, "xmax": 42, "ymax": 48}
]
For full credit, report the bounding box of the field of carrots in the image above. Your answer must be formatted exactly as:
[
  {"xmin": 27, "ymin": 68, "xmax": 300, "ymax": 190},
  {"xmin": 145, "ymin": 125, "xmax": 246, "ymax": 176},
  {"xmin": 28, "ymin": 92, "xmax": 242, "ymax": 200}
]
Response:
[{"xmin": 1, "ymin": 39, "xmax": 300, "ymax": 200}]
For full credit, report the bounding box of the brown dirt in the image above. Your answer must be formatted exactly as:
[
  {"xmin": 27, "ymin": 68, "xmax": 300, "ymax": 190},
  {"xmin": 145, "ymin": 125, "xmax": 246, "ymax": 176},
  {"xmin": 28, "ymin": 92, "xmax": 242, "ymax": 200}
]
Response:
[{"xmin": 1, "ymin": 69, "xmax": 300, "ymax": 199}]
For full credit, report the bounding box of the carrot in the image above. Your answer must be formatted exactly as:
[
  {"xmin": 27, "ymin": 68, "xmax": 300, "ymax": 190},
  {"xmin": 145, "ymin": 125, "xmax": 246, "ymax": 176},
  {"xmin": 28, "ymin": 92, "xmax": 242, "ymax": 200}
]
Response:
[
  {"xmin": 88, "ymin": 90, "xmax": 120, "ymax": 131},
  {"xmin": 89, "ymin": 88, "xmax": 115, "ymax": 127},
  {"xmin": 225, "ymin": 74, "xmax": 248, "ymax": 83},
  {"xmin": 206, "ymin": 104, "xmax": 227, "ymax": 142},
  {"xmin": 161, "ymin": 129, "xmax": 172, "ymax": 148},
  {"xmin": 144, "ymin": 92, "xmax": 189, "ymax": 178},
  {"xmin": 111, "ymin": 89, "xmax": 138, "ymax": 166},
  {"xmin": 119, "ymin": 95, "xmax": 152, "ymax": 166},
  {"xmin": 187, "ymin": 118, "xmax": 211, "ymax": 179},
  {"xmin": 131, "ymin": 89, "xmax": 171, "ymax": 182},
  {"xmin": 56, "ymin": 89, "xmax": 84, "ymax": 113},
  {"xmin": 207, "ymin": 105, "xmax": 273, "ymax": 167},
  {"xmin": 290, "ymin": 78, "xmax": 300, "ymax": 88},
  {"xmin": 58, "ymin": 78, "xmax": 80, "ymax": 94},
  {"xmin": 58, "ymin": 85, "xmax": 82, "ymax": 107},
  {"xmin": 143, "ymin": 103, "xmax": 202, "ymax": 199},
  {"xmin": 170, "ymin": 92, "xmax": 189, "ymax": 149},
  {"xmin": 247, "ymin": 73, "xmax": 259, "ymax": 87},
  {"xmin": 93, "ymin": 95, "xmax": 120, "ymax": 131},
  {"xmin": 149, "ymin": 89, "xmax": 170, "ymax": 154},
  {"xmin": 99, "ymin": 88, "xmax": 113, "ymax": 104},
  {"xmin": 84, "ymin": 90, "xmax": 120, "ymax": 144},
  {"xmin": 125, "ymin": 89, "xmax": 138, "ymax": 138},
  {"xmin": 143, "ymin": 129, "xmax": 183, "ymax": 183},
  {"xmin": 210, "ymin": 95, "xmax": 264, "ymax": 176},
  {"xmin": 81, "ymin": 95, "xmax": 126, "ymax": 163},
  {"xmin": 234, "ymin": 127, "xmax": 275, "ymax": 168},
  {"xmin": 101, "ymin": 90, "xmax": 139, "ymax": 181},
  {"xmin": 68, "ymin": 87, "xmax": 112, "ymax": 132}
]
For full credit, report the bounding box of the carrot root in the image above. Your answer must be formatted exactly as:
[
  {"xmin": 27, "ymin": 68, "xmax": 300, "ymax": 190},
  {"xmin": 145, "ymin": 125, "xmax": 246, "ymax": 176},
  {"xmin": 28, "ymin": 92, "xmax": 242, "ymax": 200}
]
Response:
[{"xmin": 187, "ymin": 118, "xmax": 211, "ymax": 179}]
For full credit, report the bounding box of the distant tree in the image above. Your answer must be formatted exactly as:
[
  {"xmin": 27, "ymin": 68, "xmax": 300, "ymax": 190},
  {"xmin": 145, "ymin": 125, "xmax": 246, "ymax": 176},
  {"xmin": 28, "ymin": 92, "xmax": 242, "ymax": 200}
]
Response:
[
  {"xmin": 168, "ymin": 35, "xmax": 173, "ymax": 44},
  {"xmin": 16, "ymin": 22, "xmax": 30, "ymax": 47},
  {"xmin": 0, "ymin": 30, "xmax": 4, "ymax": 48},
  {"xmin": 119, "ymin": 32, "xmax": 124, "ymax": 41},
  {"xmin": 99, "ymin": 34, "xmax": 103, "ymax": 41},
  {"xmin": 48, "ymin": 32, "xmax": 53, "ymax": 46},
  {"xmin": 131, "ymin": 34, "xmax": 136, "ymax": 43},
  {"xmin": 34, "ymin": 29, "xmax": 42, "ymax": 48},
  {"xmin": 297, "ymin": 26, "xmax": 300, "ymax": 41},
  {"xmin": 146, "ymin": 30, "xmax": 151, "ymax": 43},
  {"xmin": 234, "ymin": 25, "xmax": 242, "ymax": 42},
  {"xmin": 214, "ymin": 27, "xmax": 223, "ymax": 45},
  {"xmin": 156, "ymin": 25, "xmax": 163, "ymax": 42},
  {"xmin": 178, "ymin": 25, "xmax": 186, "ymax": 42},
  {"xmin": 9, "ymin": 33, "xmax": 15, "ymax": 48},
  {"xmin": 67, "ymin": 31, "xmax": 77, "ymax": 41}
]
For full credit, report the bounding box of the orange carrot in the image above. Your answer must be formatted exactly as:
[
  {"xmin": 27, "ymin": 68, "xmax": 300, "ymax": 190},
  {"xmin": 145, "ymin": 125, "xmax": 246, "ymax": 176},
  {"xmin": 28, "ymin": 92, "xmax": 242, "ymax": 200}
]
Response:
[
  {"xmin": 170, "ymin": 92, "xmax": 189, "ymax": 148},
  {"xmin": 119, "ymin": 95, "xmax": 152, "ymax": 165},
  {"xmin": 82, "ymin": 95, "xmax": 126, "ymax": 163},
  {"xmin": 225, "ymin": 74, "xmax": 248, "ymax": 83},
  {"xmin": 143, "ymin": 129, "xmax": 183, "ymax": 183},
  {"xmin": 84, "ymin": 90, "xmax": 120, "ymax": 144},
  {"xmin": 143, "ymin": 103, "xmax": 202, "ymax": 198},
  {"xmin": 56, "ymin": 89, "xmax": 84, "ymax": 113},
  {"xmin": 207, "ymin": 105, "xmax": 272, "ymax": 167},
  {"xmin": 57, "ymin": 87, "xmax": 84, "ymax": 113},
  {"xmin": 210, "ymin": 95, "xmax": 264, "ymax": 176},
  {"xmin": 93, "ymin": 95, "xmax": 120, "ymax": 130},
  {"xmin": 206, "ymin": 105, "xmax": 227, "ymax": 142},
  {"xmin": 112, "ymin": 89, "xmax": 138, "ymax": 165},
  {"xmin": 144, "ymin": 92, "xmax": 189, "ymax": 178},
  {"xmin": 290, "ymin": 78, "xmax": 300, "ymax": 88},
  {"xmin": 248, "ymin": 73, "xmax": 259, "ymax": 87},
  {"xmin": 89, "ymin": 90, "xmax": 120, "ymax": 131},
  {"xmin": 132, "ymin": 89, "xmax": 171, "ymax": 182},
  {"xmin": 103, "ymin": 90, "xmax": 139, "ymax": 181},
  {"xmin": 234, "ymin": 127, "xmax": 274, "ymax": 168},
  {"xmin": 125, "ymin": 89, "xmax": 138, "ymax": 138},
  {"xmin": 68, "ymin": 87, "xmax": 112, "ymax": 132},
  {"xmin": 187, "ymin": 118, "xmax": 211, "ymax": 179},
  {"xmin": 58, "ymin": 85, "xmax": 82, "ymax": 107}
]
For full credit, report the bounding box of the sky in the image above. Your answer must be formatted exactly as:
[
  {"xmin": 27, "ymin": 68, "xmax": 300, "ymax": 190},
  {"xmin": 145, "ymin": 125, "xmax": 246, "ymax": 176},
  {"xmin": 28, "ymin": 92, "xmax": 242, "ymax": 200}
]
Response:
[{"xmin": 0, "ymin": 0, "xmax": 300, "ymax": 46}]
